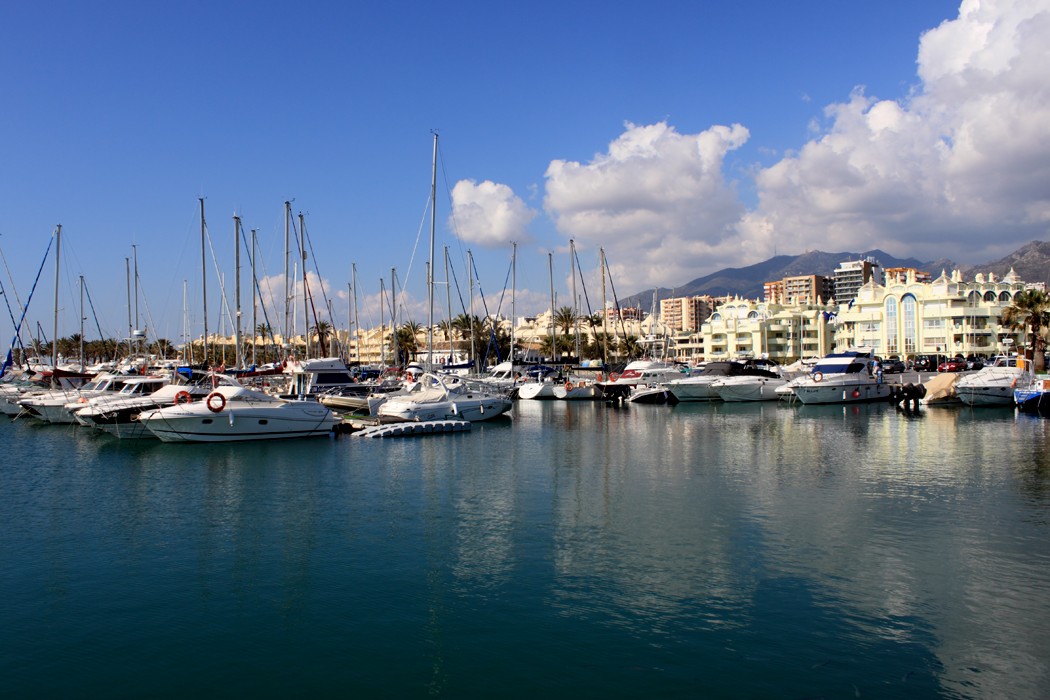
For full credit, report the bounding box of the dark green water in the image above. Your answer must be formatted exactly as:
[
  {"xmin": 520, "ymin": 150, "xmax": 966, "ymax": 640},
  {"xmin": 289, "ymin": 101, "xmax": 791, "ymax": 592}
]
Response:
[{"xmin": 2, "ymin": 401, "xmax": 1049, "ymax": 698}]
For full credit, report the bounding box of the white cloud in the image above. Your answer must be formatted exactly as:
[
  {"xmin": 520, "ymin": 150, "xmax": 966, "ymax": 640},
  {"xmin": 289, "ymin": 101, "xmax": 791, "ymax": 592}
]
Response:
[
  {"xmin": 749, "ymin": 0, "xmax": 1050, "ymax": 264},
  {"xmin": 449, "ymin": 179, "xmax": 536, "ymax": 248},
  {"xmin": 543, "ymin": 121, "xmax": 749, "ymax": 291}
]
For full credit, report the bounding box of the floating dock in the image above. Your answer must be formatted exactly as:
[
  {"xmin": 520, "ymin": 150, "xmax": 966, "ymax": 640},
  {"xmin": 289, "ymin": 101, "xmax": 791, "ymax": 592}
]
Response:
[{"xmin": 351, "ymin": 419, "xmax": 472, "ymax": 438}]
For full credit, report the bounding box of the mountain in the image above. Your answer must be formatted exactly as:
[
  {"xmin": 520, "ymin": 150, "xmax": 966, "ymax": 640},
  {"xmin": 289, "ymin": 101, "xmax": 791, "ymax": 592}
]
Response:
[{"xmin": 620, "ymin": 249, "xmax": 931, "ymax": 310}]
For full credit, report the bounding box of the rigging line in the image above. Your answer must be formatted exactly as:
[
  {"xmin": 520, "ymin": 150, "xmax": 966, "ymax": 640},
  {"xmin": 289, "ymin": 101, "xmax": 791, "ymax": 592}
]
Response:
[
  {"xmin": 604, "ymin": 261, "xmax": 633, "ymax": 357},
  {"xmin": 481, "ymin": 256, "xmax": 514, "ymax": 365},
  {"xmin": 436, "ymin": 138, "xmax": 469, "ymax": 268},
  {"xmin": 468, "ymin": 254, "xmax": 499, "ymax": 361},
  {"xmin": 395, "ymin": 194, "xmax": 431, "ymax": 325},
  {"xmin": 302, "ymin": 218, "xmax": 335, "ymax": 326},
  {"xmin": 572, "ymin": 245, "xmax": 599, "ymax": 329},
  {"xmin": 2, "ymin": 234, "xmax": 55, "ymax": 379},
  {"xmin": 0, "ymin": 240, "xmax": 30, "ymax": 353},
  {"xmin": 202, "ymin": 219, "xmax": 237, "ymax": 339},
  {"xmin": 446, "ymin": 253, "xmax": 470, "ymax": 320},
  {"xmin": 0, "ymin": 279, "xmax": 31, "ymax": 364},
  {"xmin": 238, "ymin": 227, "xmax": 279, "ymax": 353},
  {"xmin": 81, "ymin": 280, "xmax": 112, "ymax": 360}
]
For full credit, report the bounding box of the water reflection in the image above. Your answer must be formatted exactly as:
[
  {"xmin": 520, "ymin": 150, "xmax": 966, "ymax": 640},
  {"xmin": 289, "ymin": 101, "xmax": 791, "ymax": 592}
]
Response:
[{"xmin": 3, "ymin": 402, "xmax": 1050, "ymax": 697}]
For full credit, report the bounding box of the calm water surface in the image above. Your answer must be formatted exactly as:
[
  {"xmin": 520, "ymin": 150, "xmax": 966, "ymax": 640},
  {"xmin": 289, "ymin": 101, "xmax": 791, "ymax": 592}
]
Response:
[{"xmin": 2, "ymin": 401, "xmax": 1049, "ymax": 698}]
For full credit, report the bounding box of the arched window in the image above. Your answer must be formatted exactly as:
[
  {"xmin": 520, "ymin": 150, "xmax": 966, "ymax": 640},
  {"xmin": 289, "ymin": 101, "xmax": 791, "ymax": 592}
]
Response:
[
  {"xmin": 983, "ymin": 291, "xmax": 996, "ymax": 302},
  {"xmin": 999, "ymin": 291, "xmax": 1011, "ymax": 303},
  {"xmin": 902, "ymin": 294, "xmax": 918, "ymax": 355},
  {"xmin": 885, "ymin": 296, "xmax": 899, "ymax": 355},
  {"xmin": 967, "ymin": 291, "xmax": 980, "ymax": 304},
  {"xmin": 747, "ymin": 311, "xmax": 758, "ymax": 320},
  {"xmin": 711, "ymin": 313, "xmax": 722, "ymax": 321}
]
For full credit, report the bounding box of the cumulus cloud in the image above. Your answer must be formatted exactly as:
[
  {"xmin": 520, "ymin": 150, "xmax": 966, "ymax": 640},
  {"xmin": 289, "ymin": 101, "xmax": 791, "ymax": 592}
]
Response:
[
  {"xmin": 543, "ymin": 121, "xmax": 750, "ymax": 292},
  {"xmin": 749, "ymin": 0, "xmax": 1050, "ymax": 263},
  {"xmin": 538, "ymin": 1, "xmax": 1050, "ymax": 293},
  {"xmin": 449, "ymin": 179, "xmax": 536, "ymax": 248}
]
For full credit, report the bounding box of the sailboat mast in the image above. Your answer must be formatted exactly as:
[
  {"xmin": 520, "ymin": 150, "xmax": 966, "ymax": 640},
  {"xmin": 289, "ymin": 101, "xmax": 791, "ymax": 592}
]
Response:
[
  {"xmin": 511, "ymin": 243, "xmax": 516, "ymax": 364},
  {"xmin": 570, "ymin": 239, "xmax": 580, "ymax": 362},
  {"xmin": 199, "ymin": 198, "xmax": 209, "ymax": 366},
  {"xmin": 51, "ymin": 224, "xmax": 60, "ymax": 374},
  {"xmin": 125, "ymin": 256, "xmax": 133, "ymax": 359},
  {"xmin": 379, "ymin": 277, "xmax": 387, "ymax": 366},
  {"xmin": 548, "ymin": 252, "xmax": 555, "ymax": 362},
  {"xmin": 133, "ymin": 244, "xmax": 139, "ymax": 345},
  {"xmin": 299, "ymin": 212, "xmax": 309, "ymax": 360},
  {"xmin": 445, "ymin": 247, "xmax": 453, "ymax": 362},
  {"xmin": 251, "ymin": 229, "xmax": 257, "ymax": 367},
  {"xmin": 601, "ymin": 248, "xmax": 609, "ymax": 367},
  {"xmin": 468, "ymin": 250, "xmax": 475, "ymax": 372},
  {"xmin": 427, "ymin": 131, "xmax": 437, "ymax": 370},
  {"xmin": 234, "ymin": 215, "xmax": 243, "ymax": 370},
  {"xmin": 352, "ymin": 263, "xmax": 361, "ymax": 366},
  {"xmin": 283, "ymin": 201, "xmax": 291, "ymax": 353},
  {"xmin": 79, "ymin": 275, "xmax": 85, "ymax": 371}
]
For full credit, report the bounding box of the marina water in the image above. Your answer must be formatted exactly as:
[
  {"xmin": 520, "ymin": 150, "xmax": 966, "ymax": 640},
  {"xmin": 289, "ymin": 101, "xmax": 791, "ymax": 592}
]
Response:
[{"xmin": 2, "ymin": 401, "xmax": 1049, "ymax": 698}]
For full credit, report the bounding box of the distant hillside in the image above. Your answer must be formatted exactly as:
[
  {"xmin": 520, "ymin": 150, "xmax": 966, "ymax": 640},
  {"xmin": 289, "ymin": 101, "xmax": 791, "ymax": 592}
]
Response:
[
  {"xmin": 954, "ymin": 240, "xmax": 1050, "ymax": 285},
  {"xmin": 621, "ymin": 249, "xmax": 930, "ymax": 311}
]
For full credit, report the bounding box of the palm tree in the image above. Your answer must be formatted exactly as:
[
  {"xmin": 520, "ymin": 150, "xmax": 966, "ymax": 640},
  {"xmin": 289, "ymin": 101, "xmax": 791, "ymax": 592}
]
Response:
[
  {"xmin": 554, "ymin": 306, "xmax": 576, "ymax": 336},
  {"xmin": 394, "ymin": 321, "xmax": 422, "ymax": 365},
  {"xmin": 311, "ymin": 320, "xmax": 333, "ymax": 356},
  {"xmin": 619, "ymin": 334, "xmax": 641, "ymax": 360},
  {"xmin": 1002, "ymin": 289, "xmax": 1050, "ymax": 371}
]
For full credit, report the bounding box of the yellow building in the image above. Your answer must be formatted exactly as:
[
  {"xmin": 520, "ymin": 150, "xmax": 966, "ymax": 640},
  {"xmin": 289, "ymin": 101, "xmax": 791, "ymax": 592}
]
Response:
[
  {"xmin": 682, "ymin": 298, "xmax": 836, "ymax": 363},
  {"xmin": 832, "ymin": 268, "xmax": 1031, "ymax": 359}
]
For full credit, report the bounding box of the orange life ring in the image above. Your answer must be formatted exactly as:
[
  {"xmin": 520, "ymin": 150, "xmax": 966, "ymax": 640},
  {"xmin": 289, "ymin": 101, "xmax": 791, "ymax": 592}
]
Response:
[
  {"xmin": 564, "ymin": 381, "xmax": 573, "ymax": 392},
  {"xmin": 173, "ymin": 391, "xmax": 192, "ymax": 406},
  {"xmin": 596, "ymin": 373, "xmax": 603, "ymax": 382},
  {"xmin": 206, "ymin": 392, "xmax": 226, "ymax": 413},
  {"xmin": 812, "ymin": 371, "xmax": 823, "ymax": 382},
  {"xmin": 610, "ymin": 372, "xmax": 619, "ymax": 382}
]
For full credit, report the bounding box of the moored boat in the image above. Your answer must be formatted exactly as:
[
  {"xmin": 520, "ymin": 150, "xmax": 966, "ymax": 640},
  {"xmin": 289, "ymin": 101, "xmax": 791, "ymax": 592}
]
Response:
[
  {"xmin": 791, "ymin": 350, "xmax": 894, "ymax": 405},
  {"xmin": 137, "ymin": 381, "xmax": 340, "ymax": 442}
]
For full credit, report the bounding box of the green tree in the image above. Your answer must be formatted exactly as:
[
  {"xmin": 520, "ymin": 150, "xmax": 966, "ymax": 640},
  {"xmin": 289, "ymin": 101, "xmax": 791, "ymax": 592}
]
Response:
[
  {"xmin": 311, "ymin": 321, "xmax": 333, "ymax": 356},
  {"xmin": 1002, "ymin": 289, "xmax": 1050, "ymax": 371},
  {"xmin": 394, "ymin": 321, "xmax": 422, "ymax": 365}
]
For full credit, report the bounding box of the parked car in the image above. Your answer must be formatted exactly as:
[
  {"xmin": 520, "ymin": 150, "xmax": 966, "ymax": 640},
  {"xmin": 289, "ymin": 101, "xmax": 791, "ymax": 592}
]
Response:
[
  {"xmin": 915, "ymin": 354, "xmax": 949, "ymax": 371},
  {"xmin": 938, "ymin": 357, "xmax": 968, "ymax": 372},
  {"xmin": 881, "ymin": 358, "xmax": 907, "ymax": 373},
  {"xmin": 965, "ymin": 355, "xmax": 986, "ymax": 370}
]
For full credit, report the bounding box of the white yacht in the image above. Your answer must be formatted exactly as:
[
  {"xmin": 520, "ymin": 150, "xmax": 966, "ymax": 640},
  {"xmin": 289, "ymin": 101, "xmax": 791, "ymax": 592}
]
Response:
[
  {"xmin": 18, "ymin": 373, "xmax": 130, "ymax": 424},
  {"xmin": 666, "ymin": 360, "xmax": 775, "ymax": 402},
  {"xmin": 954, "ymin": 356, "xmax": 1027, "ymax": 406},
  {"xmin": 137, "ymin": 382, "xmax": 340, "ymax": 442},
  {"xmin": 377, "ymin": 372, "xmax": 512, "ymax": 422},
  {"xmin": 791, "ymin": 351, "xmax": 894, "ymax": 405},
  {"xmin": 712, "ymin": 362, "xmax": 791, "ymax": 402},
  {"xmin": 596, "ymin": 359, "xmax": 682, "ymax": 402},
  {"xmin": 72, "ymin": 373, "xmax": 214, "ymax": 438}
]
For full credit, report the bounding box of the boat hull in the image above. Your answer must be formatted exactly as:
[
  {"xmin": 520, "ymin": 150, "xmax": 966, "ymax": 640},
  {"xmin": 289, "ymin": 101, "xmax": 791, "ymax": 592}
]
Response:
[
  {"xmin": 793, "ymin": 381, "xmax": 893, "ymax": 405},
  {"xmin": 138, "ymin": 403, "xmax": 339, "ymax": 442}
]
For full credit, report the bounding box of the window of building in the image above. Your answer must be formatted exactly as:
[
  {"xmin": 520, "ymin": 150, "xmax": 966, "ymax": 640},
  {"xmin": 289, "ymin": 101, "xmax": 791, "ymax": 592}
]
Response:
[
  {"xmin": 999, "ymin": 291, "xmax": 1012, "ymax": 303},
  {"xmin": 885, "ymin": 296, "xmax": 899, "ymax": 355},
  {"xmin": 902, "ymin": 294, "xmax": 918, "ymax": 354}
]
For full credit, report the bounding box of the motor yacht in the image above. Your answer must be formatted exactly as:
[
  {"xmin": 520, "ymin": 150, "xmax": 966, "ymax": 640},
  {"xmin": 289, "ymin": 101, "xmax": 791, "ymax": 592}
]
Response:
[{"xmin": 791, "ymin": 350, "xmax": 894, "ymax": 404}]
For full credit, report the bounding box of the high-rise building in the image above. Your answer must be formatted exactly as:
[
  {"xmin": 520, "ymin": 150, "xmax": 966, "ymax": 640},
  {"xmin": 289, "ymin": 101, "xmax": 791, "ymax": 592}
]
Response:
[
  {"xmin": 659, "ymin": 295, "xmax": 716, "ymax": 332},
  {"xmin": 834, "ymin": 258, "xmax": 883, "ymax": 304}
]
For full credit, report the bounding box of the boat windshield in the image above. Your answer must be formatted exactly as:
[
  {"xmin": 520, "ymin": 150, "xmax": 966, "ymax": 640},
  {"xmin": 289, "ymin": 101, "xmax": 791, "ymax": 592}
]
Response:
[{"xmin": 811, "ymin": 359, "xmax": 869, "ymax": 375}]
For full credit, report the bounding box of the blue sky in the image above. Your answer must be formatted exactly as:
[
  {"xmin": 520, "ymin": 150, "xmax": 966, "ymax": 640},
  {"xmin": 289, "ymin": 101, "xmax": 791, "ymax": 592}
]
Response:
[{"xmin": 3, "ymin": 0, "xmax": 1047, "ymax": 348}]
